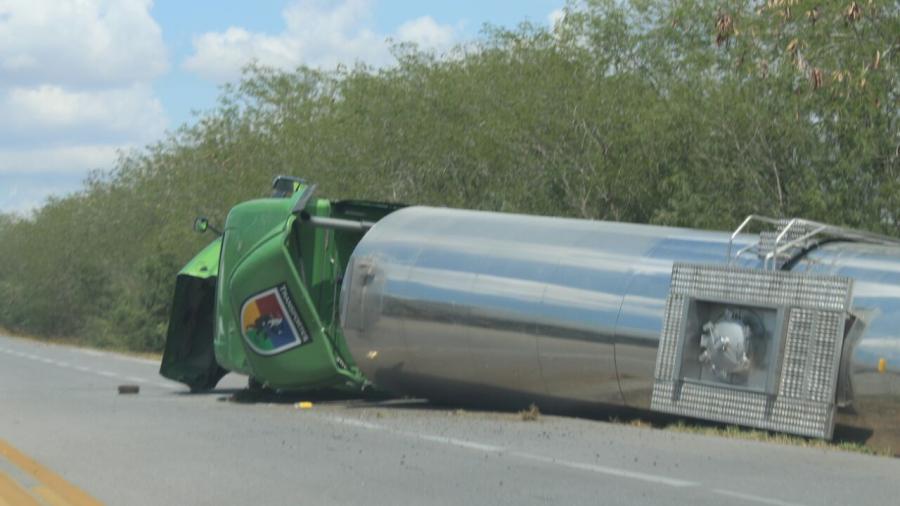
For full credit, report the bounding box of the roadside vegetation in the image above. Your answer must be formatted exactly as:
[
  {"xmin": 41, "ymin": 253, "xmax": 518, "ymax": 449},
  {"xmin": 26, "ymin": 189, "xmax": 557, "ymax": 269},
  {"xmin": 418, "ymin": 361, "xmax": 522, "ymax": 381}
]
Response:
[{"xmin": 0, "ymin": 0, "xmax": 897, "ymax": 352}]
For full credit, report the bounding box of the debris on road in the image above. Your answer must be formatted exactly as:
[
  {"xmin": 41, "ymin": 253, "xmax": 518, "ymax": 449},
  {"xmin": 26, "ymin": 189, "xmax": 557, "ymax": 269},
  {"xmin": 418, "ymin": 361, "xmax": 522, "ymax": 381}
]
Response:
[{"xmin": 118, "ymin": 384, "xmax": 140, "ymax": 394}]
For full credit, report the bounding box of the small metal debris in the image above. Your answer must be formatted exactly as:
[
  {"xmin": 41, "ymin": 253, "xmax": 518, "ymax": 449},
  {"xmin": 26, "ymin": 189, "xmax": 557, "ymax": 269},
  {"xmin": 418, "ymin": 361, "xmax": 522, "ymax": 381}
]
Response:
[{"xmin": 118, "ymin": 384, "xmax": 140, "ymax": 394}]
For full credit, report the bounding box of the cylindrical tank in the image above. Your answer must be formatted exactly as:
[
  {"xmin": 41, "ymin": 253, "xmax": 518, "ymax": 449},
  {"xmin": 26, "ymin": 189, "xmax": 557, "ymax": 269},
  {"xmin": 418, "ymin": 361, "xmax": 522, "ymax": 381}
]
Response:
[{"xmin": 340, "ymin": 206, "xmax": 900, "ymax": 449}]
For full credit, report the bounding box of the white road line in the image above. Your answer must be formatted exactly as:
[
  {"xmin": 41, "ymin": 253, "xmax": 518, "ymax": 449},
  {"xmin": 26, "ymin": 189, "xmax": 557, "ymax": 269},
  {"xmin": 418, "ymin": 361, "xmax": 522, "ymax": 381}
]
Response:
[
  {"xmin": 330, "ymin": 417, "xmax": 386, "ymax": 431},
  {"xmin": 509, "ymin": 451, "xmax": 698, "ymax": 488},
  {"xmin": 1, "ymin": 339, "xmax": 157, "ymax": 365},
  {"xmin": 325, "ymin": 415, "xmax": 693, "ymax": 487},
  {"xmin": 328, "ymin": 416, "xmax": 505, "ymax": 452},
  {"xmin": 2, "ymin": 343, "xmax": 178, "ymax": 389},
  {"xmin": 326, "ymin": 415, "xmax": 805, "ymax": 500},
  {"xmin": 116, "ymin": 356, "xmax": 160, "ymax": 366},
  {"xmin": 714, "ymin": 489, "xmax": 807, "ymax": 506},
  {"xmin": 418, "ymin": 434, "xmax": 505, "ymax": 453},
  {"xmin": 77, "ymin": 348, "xmax": 158, "ymax": 365}
]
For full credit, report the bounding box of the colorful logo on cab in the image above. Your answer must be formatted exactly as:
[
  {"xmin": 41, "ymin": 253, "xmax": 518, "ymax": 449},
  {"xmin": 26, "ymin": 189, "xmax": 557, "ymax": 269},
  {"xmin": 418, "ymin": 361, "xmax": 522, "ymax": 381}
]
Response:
[{"xmin": 240, "ymin": 284, "xmax": 311, "ymax": 355}]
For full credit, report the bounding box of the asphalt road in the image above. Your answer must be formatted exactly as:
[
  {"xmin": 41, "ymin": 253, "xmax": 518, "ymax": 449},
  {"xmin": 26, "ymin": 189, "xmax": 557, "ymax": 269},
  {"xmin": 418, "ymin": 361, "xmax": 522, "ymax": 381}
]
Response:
[{"xmin": 2, "ymin": 334, "xmax": 899, "ymax": 506}]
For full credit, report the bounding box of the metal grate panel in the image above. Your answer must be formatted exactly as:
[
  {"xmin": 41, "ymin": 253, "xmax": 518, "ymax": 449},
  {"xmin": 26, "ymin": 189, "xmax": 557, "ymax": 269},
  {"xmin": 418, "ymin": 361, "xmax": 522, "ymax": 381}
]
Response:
[
  {"xmin": 654, "ymin": 293, "xmax": 685, "ymax": 381},
  {"xmin": 668, "ymin": 263, "xmax": 851, "ymax": 311},
  {"xmin": 651, "ymin": 263, "xmax": 852, "ymax": 439}
]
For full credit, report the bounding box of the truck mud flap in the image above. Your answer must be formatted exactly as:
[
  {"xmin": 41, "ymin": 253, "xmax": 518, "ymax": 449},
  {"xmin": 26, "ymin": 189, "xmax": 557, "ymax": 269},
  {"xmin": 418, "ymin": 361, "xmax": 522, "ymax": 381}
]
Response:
[{"xmin": 160, "ymin": 275, "xmax": 227, "ymax": 391}]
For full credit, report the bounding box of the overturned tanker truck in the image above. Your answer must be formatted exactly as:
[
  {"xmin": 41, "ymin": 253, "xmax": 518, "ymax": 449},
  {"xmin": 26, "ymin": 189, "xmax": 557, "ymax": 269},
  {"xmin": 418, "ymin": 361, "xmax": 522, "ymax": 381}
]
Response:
[{"xmin": 161, "ymin": 177, "xmax": 900, "ymax": 453}]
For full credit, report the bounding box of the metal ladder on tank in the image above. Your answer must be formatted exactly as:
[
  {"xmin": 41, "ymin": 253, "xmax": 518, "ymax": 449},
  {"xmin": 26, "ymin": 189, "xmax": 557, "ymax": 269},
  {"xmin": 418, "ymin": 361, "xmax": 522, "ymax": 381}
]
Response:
[{"xmin": 726, "ymin": 215, "xmax": 900, "ymax": 270}]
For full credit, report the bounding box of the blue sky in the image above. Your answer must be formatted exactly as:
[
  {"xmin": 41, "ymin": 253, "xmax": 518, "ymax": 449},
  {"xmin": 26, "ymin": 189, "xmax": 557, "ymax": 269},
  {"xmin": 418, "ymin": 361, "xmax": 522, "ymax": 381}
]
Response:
[{"xmin": 0, "ymin": 0, "xmax": 564, "ymax": 215}]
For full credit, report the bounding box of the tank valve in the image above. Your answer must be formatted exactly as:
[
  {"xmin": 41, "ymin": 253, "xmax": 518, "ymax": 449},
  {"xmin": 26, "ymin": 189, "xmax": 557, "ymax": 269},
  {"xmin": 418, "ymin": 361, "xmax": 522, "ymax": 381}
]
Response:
[{"xmin": 699, "ymin": 309, "xmax": 753, "ymax": 381}]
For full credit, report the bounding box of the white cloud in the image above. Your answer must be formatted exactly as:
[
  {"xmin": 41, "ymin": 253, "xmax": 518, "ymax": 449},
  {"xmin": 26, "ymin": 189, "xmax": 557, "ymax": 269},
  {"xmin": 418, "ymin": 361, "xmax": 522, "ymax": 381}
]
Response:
[
  {"xmin": 183, "ymin": 0, "xmax": 457, "ymax": 83},
  {"xmin": 0, "ymin": 145, "xmax": 121, "ymax": 174},
  {"xmin": 0, "ymin": 171, "xmax": 88, "ymax": 215},
  {"xmin": 396, "ymin": 16, "xmax": 455, "ymax": 50},
  {"xmin": 0, "ymin": 0, "xmax": 170, "ymax": 212},
  {"xmin": 548, "ymin": 8, "xmax": 566, "ymax": 28},
  {"xmin": 0, "ymin": 0, "xmax": 168, "ymax": 87},
  {"xmin": 0, "ymin": 84, "xmax": 166, "ymax": 145}
]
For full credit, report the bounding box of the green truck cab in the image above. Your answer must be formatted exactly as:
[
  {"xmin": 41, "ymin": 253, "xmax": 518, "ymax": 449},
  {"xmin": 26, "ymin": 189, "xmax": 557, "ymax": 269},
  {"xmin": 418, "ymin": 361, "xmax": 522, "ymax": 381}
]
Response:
[{"xmin": 160, "ymin": 177, "xmax": 402, "ymax": 392}]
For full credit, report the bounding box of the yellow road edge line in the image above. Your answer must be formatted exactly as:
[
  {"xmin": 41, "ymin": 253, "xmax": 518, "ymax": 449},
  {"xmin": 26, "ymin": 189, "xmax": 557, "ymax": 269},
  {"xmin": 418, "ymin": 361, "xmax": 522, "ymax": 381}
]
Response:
[
  {"xmin": 32, "ymin": 485, "xmax": 74, "ymax": 506},
  {"xmin": 0, "ymin": 470, "xmax": 42, "ymax": 506},
  {"xmin": 0, "ymin": 440, "xmax": 103, "ymax": 506}
]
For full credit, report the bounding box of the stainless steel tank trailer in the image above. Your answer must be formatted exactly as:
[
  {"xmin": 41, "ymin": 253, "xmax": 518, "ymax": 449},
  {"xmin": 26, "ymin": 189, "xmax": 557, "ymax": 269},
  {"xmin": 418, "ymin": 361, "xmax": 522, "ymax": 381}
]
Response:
[{"xmin": 161, "ymin": 178, "xmax": 900, "ymax": 453}]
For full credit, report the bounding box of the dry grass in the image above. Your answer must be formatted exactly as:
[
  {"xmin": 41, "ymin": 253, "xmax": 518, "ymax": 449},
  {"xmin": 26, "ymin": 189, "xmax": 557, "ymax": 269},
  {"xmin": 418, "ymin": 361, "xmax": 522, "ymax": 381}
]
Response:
[
  {"xmin": 602, "ymin": 410, "xmax": 890, "ymax": 456},
  {"xmin": 519, "ymin": 403, "xmax": 541, "ymax": 421},
  {"xmin": 665, "ymin": 420, "xmax": 889, "ymax": 456}
]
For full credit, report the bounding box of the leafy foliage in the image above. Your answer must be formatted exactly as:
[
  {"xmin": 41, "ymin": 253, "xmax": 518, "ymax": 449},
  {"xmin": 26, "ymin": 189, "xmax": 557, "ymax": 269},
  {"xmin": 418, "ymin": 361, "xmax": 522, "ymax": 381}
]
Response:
[{"xmin": 0, "ymin": 0, "xmax": 897, "ymax": 350}]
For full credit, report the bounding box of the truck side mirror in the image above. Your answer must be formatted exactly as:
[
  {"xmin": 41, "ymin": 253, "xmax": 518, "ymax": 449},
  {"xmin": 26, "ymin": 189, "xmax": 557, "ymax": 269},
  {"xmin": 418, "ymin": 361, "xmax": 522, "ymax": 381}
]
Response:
[
  {"xmin": 194, "ymin": 216, "xmax": 223, "ymax": 236},
  {"xmin": 193, "ymin": 217, "xmax": 210, "ymax": 234}
]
